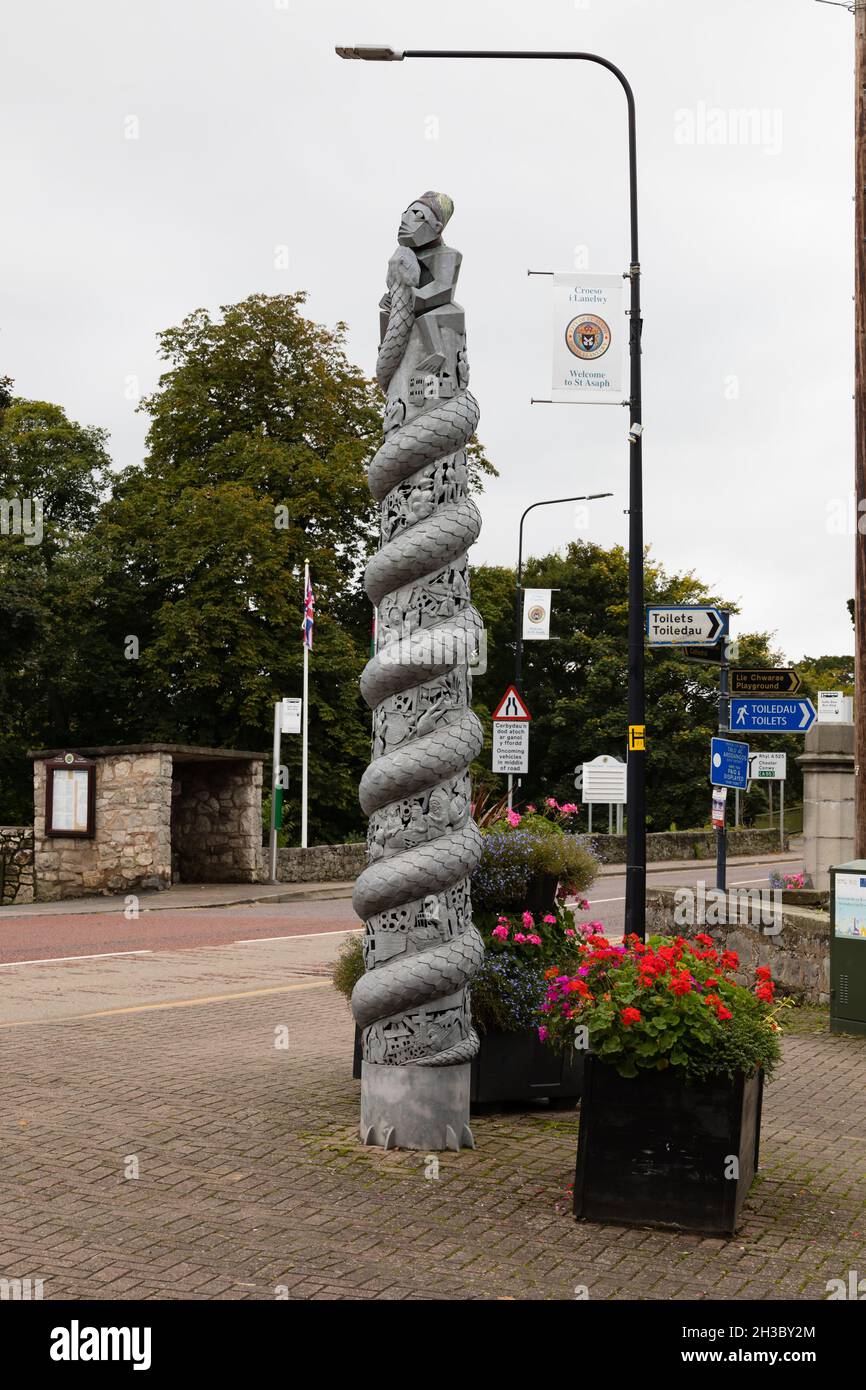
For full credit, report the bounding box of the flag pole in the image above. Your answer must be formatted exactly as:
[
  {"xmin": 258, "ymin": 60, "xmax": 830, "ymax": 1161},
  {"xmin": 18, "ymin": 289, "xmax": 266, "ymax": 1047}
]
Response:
[
  {"xmin": 269, "ymin": 700, "xmax": 280, "ymax": 882},
  {"xmin": 301, "ymin": 558, "xmax": 310, "ymax": 849}
]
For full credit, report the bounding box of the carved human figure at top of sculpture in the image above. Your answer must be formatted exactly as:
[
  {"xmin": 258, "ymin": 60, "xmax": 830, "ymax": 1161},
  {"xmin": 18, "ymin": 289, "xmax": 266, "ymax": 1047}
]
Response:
[{"xmin": 377, "ymin": 192, "xmax": 466, "ymax": 404}]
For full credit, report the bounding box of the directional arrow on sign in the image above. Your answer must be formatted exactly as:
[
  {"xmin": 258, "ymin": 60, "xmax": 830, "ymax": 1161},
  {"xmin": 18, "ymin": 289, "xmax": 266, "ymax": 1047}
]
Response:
[
  {"xmin": 730, "ymin": 668, "xmax": 801, "ymax": 696},
  {"xmin": 729, "ymin": 698, "xmax": 816, "ymax": 733},
  {"xmin": 646, "ymin": 606, "xmax": 725, "ymax": 647}
]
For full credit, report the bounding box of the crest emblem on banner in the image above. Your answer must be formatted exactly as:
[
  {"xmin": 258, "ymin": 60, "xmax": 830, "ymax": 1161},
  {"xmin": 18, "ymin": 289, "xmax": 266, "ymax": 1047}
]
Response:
[{"xmin": 565, "ymin": 314, "xmax": 611, "ymax": 360}]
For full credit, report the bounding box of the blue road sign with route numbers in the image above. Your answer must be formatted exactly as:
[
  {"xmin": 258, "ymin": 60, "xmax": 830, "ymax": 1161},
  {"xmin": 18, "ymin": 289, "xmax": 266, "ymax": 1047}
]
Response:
[{"xmin": 729, "ymin": 699, "xmax": 816, "ymax": 734}]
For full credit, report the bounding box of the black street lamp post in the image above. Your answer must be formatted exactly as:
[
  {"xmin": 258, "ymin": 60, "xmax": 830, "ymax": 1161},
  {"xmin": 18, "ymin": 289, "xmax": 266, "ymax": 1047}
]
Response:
[
  {"xmin": 513, "ymin": 493, "xmax": 613, "ymax": 693},
  {"xmin": 337, "ymin": 45, "xmax": 646, "ymax": 939}
]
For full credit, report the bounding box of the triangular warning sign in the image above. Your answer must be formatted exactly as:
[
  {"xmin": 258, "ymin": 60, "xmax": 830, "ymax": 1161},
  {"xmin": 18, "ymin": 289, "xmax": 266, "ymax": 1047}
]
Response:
[{"xmin": 491, "ymin": 685, "xmax": 531, "ymax": 721}]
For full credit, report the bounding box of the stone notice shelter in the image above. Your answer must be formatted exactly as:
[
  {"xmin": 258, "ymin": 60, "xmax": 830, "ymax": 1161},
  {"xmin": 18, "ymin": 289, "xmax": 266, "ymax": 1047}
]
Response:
[{"xmin": 30, "ymin": 744, "xmax": 265, "ymax": 901}]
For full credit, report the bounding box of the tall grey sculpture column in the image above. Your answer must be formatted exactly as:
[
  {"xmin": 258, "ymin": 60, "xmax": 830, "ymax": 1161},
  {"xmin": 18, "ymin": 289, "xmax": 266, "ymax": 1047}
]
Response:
[{"xmin": 351, "ymin": 192, "xmax": 485, "ymax": 1150}]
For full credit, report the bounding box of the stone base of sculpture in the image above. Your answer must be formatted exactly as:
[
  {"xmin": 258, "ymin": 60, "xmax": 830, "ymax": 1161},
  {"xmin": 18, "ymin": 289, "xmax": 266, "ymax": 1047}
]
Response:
[{"xmin": 360, "ymin": 1061, "xmax": 476, "ymax": 1151}]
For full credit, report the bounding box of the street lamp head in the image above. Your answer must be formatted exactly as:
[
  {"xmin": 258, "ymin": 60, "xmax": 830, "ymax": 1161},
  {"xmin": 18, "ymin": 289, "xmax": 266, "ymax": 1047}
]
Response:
[{"xmin": 335, "ymin": 45, "xmax": 404, "ymax": 61}]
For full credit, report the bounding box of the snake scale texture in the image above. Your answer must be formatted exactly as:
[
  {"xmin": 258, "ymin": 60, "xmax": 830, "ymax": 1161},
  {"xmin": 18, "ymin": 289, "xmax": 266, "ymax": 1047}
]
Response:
[{"xmin": 351, "ymin": 206, "xmax": 486, "ymax": 1070}]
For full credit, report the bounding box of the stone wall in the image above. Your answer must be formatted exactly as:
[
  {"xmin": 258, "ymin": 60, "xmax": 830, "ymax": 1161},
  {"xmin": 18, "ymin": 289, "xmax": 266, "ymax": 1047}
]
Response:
[
  {"xmin": 34, "ymin": 753, "xmax": 173, "ymax": 901},
  {"xmin": 586, "ymin": 827, "xmax": 788, "ymax": 865},
  {"xmin": 277, "ymin": 843, "xmax": 366, "ymax": 883},
  {"xmin": 646, "ymin": 885, "xmax": 829, "ymax": 1004},
  {"xmin": 172, "ymin": 761, "xmax": 264, "ymax": 883},
  {"xmin": 273, "ymin": 828, "xmax": 788, "ymax": 886},
  {"xmin": 0, "ymin": 826, "xmax": 35, "ymax": 905}
]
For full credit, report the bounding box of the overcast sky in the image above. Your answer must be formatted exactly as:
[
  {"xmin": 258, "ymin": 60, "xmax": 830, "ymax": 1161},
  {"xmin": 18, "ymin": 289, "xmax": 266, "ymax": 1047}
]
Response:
[{"xmin": 2, "ymin": 0, "xmax": 856, "ymax": 661}]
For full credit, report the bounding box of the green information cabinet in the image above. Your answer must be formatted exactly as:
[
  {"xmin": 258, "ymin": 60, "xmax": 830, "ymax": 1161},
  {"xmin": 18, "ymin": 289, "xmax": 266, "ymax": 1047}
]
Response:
[{"xmin": 830, "ymin": 859, "xmax": 866, "ymax": 1037}]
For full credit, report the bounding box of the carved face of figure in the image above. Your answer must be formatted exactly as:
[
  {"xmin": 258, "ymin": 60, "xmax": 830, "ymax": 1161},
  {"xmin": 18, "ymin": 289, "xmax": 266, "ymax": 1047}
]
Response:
[{"xmin": 398, "ymin": 200, "xmax": 442, "ymax": 249}]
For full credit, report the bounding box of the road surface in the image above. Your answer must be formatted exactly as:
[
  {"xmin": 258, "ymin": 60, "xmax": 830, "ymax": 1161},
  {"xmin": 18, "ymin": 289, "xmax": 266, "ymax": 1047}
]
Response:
[{"xmin": 0, "ymin": 855, "xmax": 801, "ymax": 965}]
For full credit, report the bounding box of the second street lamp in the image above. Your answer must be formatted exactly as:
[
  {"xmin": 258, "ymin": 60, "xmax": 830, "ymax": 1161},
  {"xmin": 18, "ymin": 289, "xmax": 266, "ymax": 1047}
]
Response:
[
  {"xmin": 514, "ymin": 492, "xmax": 614, "ymax": 693},
  {"xmin": 337, "ymin": 44, "xmax": 647, "ymax": 939},
  {"xmin": 509, "ymin": 491, "xmax": 613, "ymax": 813}
]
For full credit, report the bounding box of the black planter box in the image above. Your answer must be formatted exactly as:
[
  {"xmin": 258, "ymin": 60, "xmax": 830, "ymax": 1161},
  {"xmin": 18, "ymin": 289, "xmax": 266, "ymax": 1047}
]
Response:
[
  {"xmin": 471, "ymin": 1028, "xmax": 583, "ymax": 1109},
  {"xmin": 352, "ymin": 1026, "xmax": 583, "ymax": 1110},
  {"xmin": 573, "ymin": 1055, "xmax": 763, "ymax": 1235}
]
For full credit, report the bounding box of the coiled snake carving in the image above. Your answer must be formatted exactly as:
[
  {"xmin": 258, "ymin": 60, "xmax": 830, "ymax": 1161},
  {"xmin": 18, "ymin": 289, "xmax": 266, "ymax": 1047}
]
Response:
[{"xmin": 351, "ymin": 192, "xmax": 485, "ymax": 1069}]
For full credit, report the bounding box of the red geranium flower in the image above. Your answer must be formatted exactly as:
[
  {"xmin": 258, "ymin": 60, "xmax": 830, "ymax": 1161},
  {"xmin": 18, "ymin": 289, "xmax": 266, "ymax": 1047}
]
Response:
[
  {"xmin": 716, "ymin": 1005, "xmax": 733, "ymax": 1022},
  {"xmin": 755, "ymin": 965, "xmax": 772, "ymax": 981},
  {"xmin": 668, "ymin": 971, "xmax": 693, "ymax": 996},
  {"xmin": 621, "ymin": 1007, "xmax": 641, "ymax": 1027}
]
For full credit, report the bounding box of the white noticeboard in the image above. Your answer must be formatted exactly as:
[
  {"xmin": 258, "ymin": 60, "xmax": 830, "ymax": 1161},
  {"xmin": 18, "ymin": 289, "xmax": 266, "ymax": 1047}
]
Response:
[
  {"xmin": 747, "ymin": 751, "xmax": 787, "ymax": 782},
  {"xmin": 493, "ymin": 721, "xmax": 529, "ymax": 775},
  {"xmin": 522, "ymin": 588, "xmax": 552, "ymax": 641},
  {"xmin": 582, "ymin": 755, "xmax": 627, "ymax": 805},
  {"xmin": 51, "ymin": 768, "xmax": 90, "ymax": 833},
  {"xmin": 551, "ymin": 272, "xmax": 625, "ymax": 403},
  {"xmin": 280, "ymin": 697, "xmax": 302, "ymax": 734},
  {"xmin": 818, "ymin": 691, "xmax": 845, "ymax": 724}
]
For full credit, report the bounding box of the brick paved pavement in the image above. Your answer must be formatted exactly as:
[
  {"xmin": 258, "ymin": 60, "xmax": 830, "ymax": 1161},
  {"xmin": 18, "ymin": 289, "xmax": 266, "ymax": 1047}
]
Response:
[{"xmin": 1, "ymin": 947, "xmax": 865, "ymax": 1301}]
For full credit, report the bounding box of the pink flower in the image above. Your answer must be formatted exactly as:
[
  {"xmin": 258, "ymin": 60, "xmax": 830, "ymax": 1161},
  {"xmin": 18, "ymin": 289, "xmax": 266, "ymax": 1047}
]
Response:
[
  {"xmin": 559, "ymin": 803, "xmax": 579, "ymax": 815},
  {"xmin": 565, "ymin": 928, "xmax": 576, "ymax": 937},
  {"xmin": 577, "ymin": 899, "xmax": 589, "ymax": 910},
  {"xmin": 514, "ymin": 932, "xmax": 527, "ymax": 943},
  {"xmin": 527, "ymin": 934, "xmax": 542, "ymax": 945},
  {"xmin": 546, "ymin": 797, "xmax": 558, "ymax": 808},
  {"xmin": 538, "ymin": 1025, "xmax": 548, "ymax": 1043},
  {"xmin": 543, "ymin": 914, "xmax": 556, "ymax": 924},
  {"xmin": 506, "ymin": 809, "xmax": 521, "ymax": 827},
  {"xmin": 526, "ymin": 804, "xmax": 537, "ymax": 813},
  {"xmin": 522, "ymin": 911, "xmax": 535, "ymax": 928},
  {"xmin": 492, "ymin": 925, "xmax": 509, "ymax": 940}
]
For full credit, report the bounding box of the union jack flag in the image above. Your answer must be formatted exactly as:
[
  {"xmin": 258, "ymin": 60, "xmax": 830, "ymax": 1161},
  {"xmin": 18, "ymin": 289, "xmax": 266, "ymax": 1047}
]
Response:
[{"xmin": 301, "ymin": 568, "xmax": 314, "ymax": 650}]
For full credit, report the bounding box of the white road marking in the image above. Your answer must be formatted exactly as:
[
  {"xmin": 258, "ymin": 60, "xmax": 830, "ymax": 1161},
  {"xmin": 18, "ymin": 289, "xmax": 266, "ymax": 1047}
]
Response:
[
  {"xmin": 580, "ymin": 875, "xmax": 784, "ymax": 908},
  {"xmin": 0, "ymin": 949, "xmax": 153, "ymax": 968},
  {"xmin": 236, "ymin": 928, "xmax": 363, "ymax": 944}
]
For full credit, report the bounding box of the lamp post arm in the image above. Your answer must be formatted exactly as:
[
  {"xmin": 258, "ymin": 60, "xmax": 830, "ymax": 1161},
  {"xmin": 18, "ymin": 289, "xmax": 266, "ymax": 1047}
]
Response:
[
  {"xmin": 514, "ymin": 493, "xmax": 613, "ymax": 690},
  {"xmin": 403, "ymin": 50, "xmax": 638, "ymax": 264}
]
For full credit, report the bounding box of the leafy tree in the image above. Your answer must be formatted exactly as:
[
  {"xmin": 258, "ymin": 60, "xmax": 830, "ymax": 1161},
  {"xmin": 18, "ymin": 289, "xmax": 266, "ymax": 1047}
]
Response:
[
  {"xmin": 0, "ymin": 294, "xmax": 496, "ymax": 843},
  {"xmin": 470, "ymin": 541, "xmax": 788, "ymax": 833},
  {"xmin": 796, "ymin": 653, "xmax": 854, "ymax": 697},
  {"xmin": 89, "ymin": 294, "xmax": 382, "ymax": 843},
  {"xmin": 0, "ymin": 392, "xmax": 113, "ymax": 819}
]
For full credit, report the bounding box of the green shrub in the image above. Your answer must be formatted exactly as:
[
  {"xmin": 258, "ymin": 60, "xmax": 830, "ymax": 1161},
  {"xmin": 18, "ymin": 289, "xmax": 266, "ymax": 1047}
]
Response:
[{"xmin": 332, "ymin": 933, "xmax": 364, "ymax": 1003}]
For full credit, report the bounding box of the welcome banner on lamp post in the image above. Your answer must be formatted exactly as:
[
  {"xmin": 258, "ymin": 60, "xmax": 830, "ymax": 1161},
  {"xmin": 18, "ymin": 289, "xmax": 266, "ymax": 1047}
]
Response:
[{"xmin": 551, "ymin": 272, "xmax": 626, "ymax": 403}]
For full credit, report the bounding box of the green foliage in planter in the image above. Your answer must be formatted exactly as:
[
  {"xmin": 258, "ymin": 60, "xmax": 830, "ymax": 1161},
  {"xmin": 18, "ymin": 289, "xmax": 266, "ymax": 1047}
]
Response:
[
  {"xmin": 332, "ymin": 932, "xmax": 364, "ymax": 1003},
  {"xmin": 330, "ymin": 905, "xmax": 595, "ymax": 1035},
  {"xmin": 472, "ymin": 816, "xmax": 598, "ymax": 912},
  {"xmin": 470, "ymin": 953, "xmax": 547, "ymax": 1034},
  {"xmin": 541, "ymin": 932, "xmax": 785, "ymax": 1083}
]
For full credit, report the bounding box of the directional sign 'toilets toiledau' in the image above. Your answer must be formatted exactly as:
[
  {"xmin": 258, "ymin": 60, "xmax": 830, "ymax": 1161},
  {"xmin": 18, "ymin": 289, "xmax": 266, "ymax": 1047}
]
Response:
[{"xmin": 646, "ymin": 606, "xmax": 725, "ymax": 647}]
